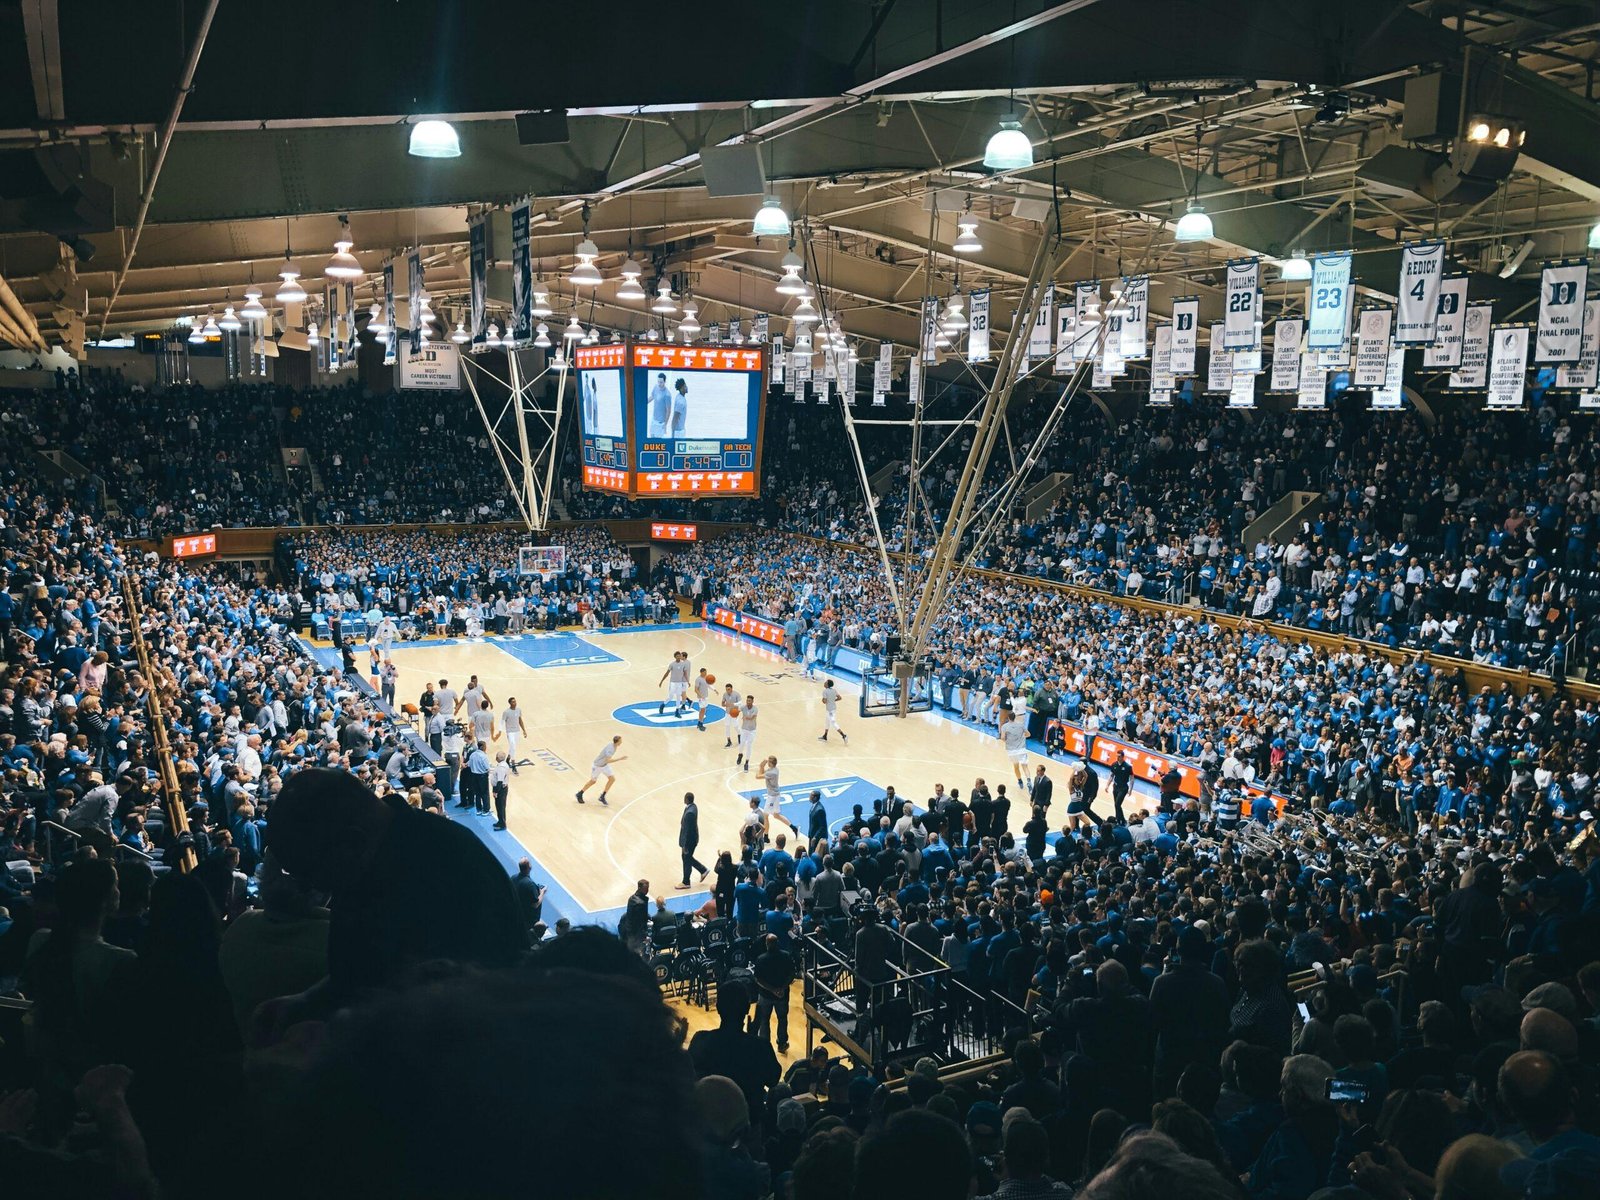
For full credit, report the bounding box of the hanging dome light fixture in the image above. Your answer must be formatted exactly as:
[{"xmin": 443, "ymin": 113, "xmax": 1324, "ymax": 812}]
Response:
[
  {"xmin": 792, "ymin": 295, "xmax": 819, "ymax": 324},
  {"xmin": 324, "ymin": 215, "xmax": 363, "ymax": 279},
  {"xmin": 451, "ymin": 320, "xmax": 470, "ymax": 344},
  {"xmin": 363, "ymin": 301, "xmax": 385, "ymax": 334},
  {"xmin": 983, "ymin": 117, "xmax": 1033, "ymax": 171},
  {"xmin": 531, "ymin": 283, "xmax": 553, "ymax": 318},
  {"xmin": 651, "ymin": 280, "xmax": 678, "ymax": 314},
  {"xmin": 218, "ymin": 305, "xmax": 242, "ymax": 332},
  {"xmin": 564, "ymin": 314, "xmax": 584, "ymax": 341},
  {"xmin": 953, "ymin": 216, "xmax": 983, "ymax": 254},
  {"xmin": 569, "ymin": 204, "xmax": 603, "ymax": 287},
  {"xmin": 533, "ymin": 323, "xmax": 551, "ymax": 349},
  {"xmin": 186, "ymin": 321, "xmax": 206, "ymax": 344},
  {"xmin": 752, "ymin": 195, "xmax": 790, "ymax": 238},
  {"xmin": 617, "ymin": 257, "xmax": 646, "ymax": 301},
  {"xmin": 942, "ymin": 294, "xmax": 968, "ymax": 332},
  {"xmin": 1277, "ymin": 251, "xmax": 1312, "ymax": 281},
  {"xmin": 775, "ymin": 249, "xmax": 807, "ymax": 296},
  {"xmin": 241, "ymin": 287, "xmax": 267, "ymax": 322},
  {"xmin": 275, "ymin": 219, "xmax": 306, "ymax": 303},
  {"xmin": 1174, "ymin": 203, "xmax": 1214, "ymax": 243},
  {"xmin": 484, "ymin": 323, "xmax": 502, "ymax": 348},
  {"xmin": 306, "ymin": 321, "xmax": 320, "ymax": 346},
  {"xmin": 679, "ymin": 302, "xmax": 701, "ymax": 336},
  {"xmin": 408, "ymin": 119, "xmax": 461, "ymax": 159}
]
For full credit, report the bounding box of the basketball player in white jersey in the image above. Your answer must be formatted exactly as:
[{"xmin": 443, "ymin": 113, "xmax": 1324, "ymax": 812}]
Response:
[
  {"xmin": 761, "ymin": 756, "xmax": 788, "ymax": 827},
  {"xmin": 721, "ymin": 683, "xmax": 740, "ymax": 747},
  {"xmin": 735, "ymin": 694, "xmax": 759, "ymax": 770},
  {"xmin": 658, "ymin": 650, "xmax": 692, "ymax": 716},
  {"xmin": 1001, "ymin": 712, "xmax": 1030, "ymax": 791},
  {"xmin": 575, "ymin": 735, "xmax": 627, "ymax": 806},
  {"xmin": 499, "ymin": 696, "xmax": 525, "ymax": 773},
  {"xmin": 692, "ymin": 667, "xmax": 712, "ymax": 731},
  {"xmin": 818, "ymin": 678, "xmax": 847, "ymax": 743}
]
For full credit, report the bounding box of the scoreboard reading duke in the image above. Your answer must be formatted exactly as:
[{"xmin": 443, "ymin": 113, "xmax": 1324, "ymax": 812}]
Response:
[{"xmin": 573, "ymin": 341, "xmax": 766, "ymax": 497}]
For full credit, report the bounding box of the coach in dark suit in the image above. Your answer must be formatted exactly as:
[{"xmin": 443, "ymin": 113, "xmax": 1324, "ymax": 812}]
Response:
[
  {"xmin": 1031, "ymin": 765, "xmax": 1054, "ymax": 813},
  {"xmin": 677, "ymin": 792, "xmax": 708, "ymax": 889},
  {"xmin": 806, "ymin": 789, "xmax": 830, "ymax": 848}
]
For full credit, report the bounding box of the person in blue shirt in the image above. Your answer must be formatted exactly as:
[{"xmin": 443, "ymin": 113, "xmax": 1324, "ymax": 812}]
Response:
[
  {"xmin": 758, "ymin": 835, "xmax": 795, "ymax": 885},
  {"xmin": 732, "ymin": 869, "xmax": 766, "ymax": 940}
]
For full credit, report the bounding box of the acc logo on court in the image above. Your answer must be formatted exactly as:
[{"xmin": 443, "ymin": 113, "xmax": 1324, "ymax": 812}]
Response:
[{"xmin": 612, "ymin": 702, "xmax": 727, "ymax": 728}]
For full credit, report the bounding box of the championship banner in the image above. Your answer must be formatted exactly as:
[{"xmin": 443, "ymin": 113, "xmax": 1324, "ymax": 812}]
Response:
[
  {"xmin": 753, "ymin": 313, "xmax": 769, "ymax": 343},
  {"xmin": 1119, "ymin": 275, "xmax": 1149, "ymax": 358},
  {"xmin": 967, "ymin": 290, "xmax": 991, "ymax": 362},
  {"xmin": 708, "ymin": 323, "xmax": 723, "ymax": 345},
  {"xmin": 323, "ymin": 283, "xmax": 338, "ymax": 372},
  {"xmin": 1073, "ymin": 283, "xmax": 1101, "ymax": 363},
  {"xmin": 771, "ymin": 334, "xmax": 785, "ymax": 386},
  {"xmin": 816, "ymin": 377, "xmax": 830, "ymax": 405},
  {"xmin": 1206, "ymin": 323, "xmax": 1232, "ymax": 392},
  {"xmin": 1222, "ymin": 259, "xmax": 1260, "ymax": 349},
  {"xmin": 841, "ymin": 346, "xmax": 857, "ymax": 405},
  {"xmin": 1353, "ymin": 308, "xmax": 1394, "ymax": 388},
  {"xmin": 1150, "ymin": 324, "xmax": 1175, "ymax": 392},
  {"xmin": 1536, "ymin": 260, "xmax": 1589, "ymax": 362},
  {"xmin": 873, "ymin": 341, "xmax": 892, "ymax": 404},
  {"xmin": 342, "ymin": 281, "xmax": 356, "ymax": 364},
  {"xmin": 405, "ymin": 249, "xmax": 423, "ymax": 355},
  {"xmin": 1449, "ymin": 303, "xmax": 1493, "ymax": 389},
  {"xmin": 907, "ymin": 357, "xmax": 923, "ymax": 408},
  {"xmin": 795, "ymin": 332, "xmax": 813, "ymax": 385},
  {"xmin": 468, "ymin": 218, "xmax": 488, "ymax": 347},
  {"xmin": 920, "ymin": 296, "xmax": 940, "ymax": 364},
  {"xmin": 1270, "ymin": 318, "xmax": 1303, "ymax": 392},
  {"xmin": 1315, "ymin": 342, "xmax": 1352, "ymax": 370},
  {"xmin": 1395, "ymin": 240, "xmax": 1446, "ymax": 344},
  {"xmin": 510, "ymin": 201, "xmax": 532, "ymax": 344},
  {"xmin": 1371, "ymin": 345, "xmax": 1405, "ymax": 410},
  {"xmin": 1296, "ymin": 355, "xmax": 1327, "ymax": 409},
  {"xmin": 821, "ymin": 339, "xmax": 835, "ymax": 380},
  {"xmin": 1488, "ymin": 325, "xmax": 1530, "ymax": 409},
  {"xmin": 1422, "ymin": 277, "xmax": 1469, "ymax": 368},
  {"xmin": 1148, "ymin": 389, "xmax": 1172, "ymax": 406},
  {"xmin": 1228, "ymin": 370, "xmax": 1255, "ymax": 408},
  {"xmin": 1170, "ymin": 297, "xmax": 1199, "ymax": 374},
  {"xmin": 1091, "ymin": 356, "xmax": 1111, "ymax": 390},
  {"xmin": 1232, "ymin": 344, "xmax": 1262, "ymax": 375},
  {"xmin": 382, "ymin": 261, "xmax": 396, "ymax": 365},
  {"xmin": 1104, "ymin": 312, "xmax": 1125, "ymax": 371},
  {"xmin": 1555, "ymin": 300, "xmax": 1599, "ymax": 390},
  {"xmin": 1306, "ymin": 251, "xmax": 1354, "ymax": 350},
  {"xmin": 1028, "ymin": 283, "xmax": 1055, "ymax": 359},
  {"xmin": 729, "ymin": 317, "xmax": 743, "ymax": 344},
  {"xmin": 1580, "ymin": 392, "xmax": 1600, "ymax": 410},
  {"xmin": 1053, "ymin": 303, "xmax": 1075, "ymax": 374}
]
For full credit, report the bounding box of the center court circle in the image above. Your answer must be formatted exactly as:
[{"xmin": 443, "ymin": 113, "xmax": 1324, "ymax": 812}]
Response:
[{"xmin": 611, "ymin": 701, "xmax": 727, "ymax": 729}]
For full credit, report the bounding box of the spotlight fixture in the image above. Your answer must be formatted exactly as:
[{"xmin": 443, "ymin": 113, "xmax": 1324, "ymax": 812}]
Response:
[
  {"xmin": 1174, "ymin": 202, "xmax": 1214, "ymax": 243},
  {"xmin": 451, "ymin": 321, "xmax": 469, "ymax": 344},
  {"xmin": 564, "ymin": 314, "xmax": 584, "ymax": 340},
  {"xmin": 408, "ymin": 119, "xmax": 461, "ymax": 159},
  {"xmin": 533, "ymin": 323, "xmax": 551, "ymax": 349},
  {"xmin": 241, "ymin": 288, "xmax": 267, "ymax": 321},
  {"xmin": 775, "ymin": 250, "xmax": 807, "ymax": 296},
  {"xmin": 485, "ymin": 323, "xmax": 502, "ymax": 348},
  {"xmin": 531, "ymin": 284, "xmax": 552, "ymax": 318},
  {"xmin": 617, "ymin": 258, "xmax": 646, "ymax": 301},
  {"xmin": 983, "ymin": 117, "xmax": 1033, "ymax": 171},
  {"xmin": 650, "ymin": 281, "xmax": 678, "ymax": 314},
  {"xmin": 218, "ymin": 305, "xmax": 241, "ymax": 332},
  {"xmin": 306, "ymin": 321, "xmax": 320, "ymax": 346},
  {"xmin": 1465, "ymin": 115, "xmax": 1525, "ymax": 148},
  {"xmin": 324, "ymin": 216, "xmax": 363, "ymax": 279},
  {"xmin": 1278, "ymin": 252, "xmax": 1312, "ymax": 281},
  {"xmin": 752, "ymin": 195, "xmax": 790, "ymax": 238},
  {"xmin": 953, "ymin": 217, "xmax": 982, "ymax": 254},
  {"xmin": 363, "ymin": 301, "xmax": 385, "ymax": 334}
]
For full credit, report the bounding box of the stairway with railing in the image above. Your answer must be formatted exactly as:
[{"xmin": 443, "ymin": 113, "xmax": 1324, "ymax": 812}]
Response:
[{"xmin": 119, "ymin": 572, "xmax": 196, "ymax": 873}]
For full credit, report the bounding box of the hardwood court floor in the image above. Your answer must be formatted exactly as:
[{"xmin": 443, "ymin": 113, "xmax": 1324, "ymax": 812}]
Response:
[{"xmin": 384, "ymin": 622, "xmax": 1036, "ymax": 916}]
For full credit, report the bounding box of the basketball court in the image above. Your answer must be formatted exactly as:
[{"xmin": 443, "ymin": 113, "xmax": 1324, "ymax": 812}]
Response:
[{"xmin": 341, "ymin": 616, "xmax": 1078, "ymax": 928}]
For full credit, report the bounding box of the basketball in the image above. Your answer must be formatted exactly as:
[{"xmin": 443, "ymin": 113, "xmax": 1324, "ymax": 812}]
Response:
[
  {"xmin": 727, "ymin": 703, "xmax": 740, "ymax": 719},
  {"xmin": 706, "ymin": 673, "xmax": 716, "ymax": 685}
]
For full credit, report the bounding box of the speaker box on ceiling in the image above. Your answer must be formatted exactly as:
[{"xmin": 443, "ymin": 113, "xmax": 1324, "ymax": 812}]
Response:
[
  {"xmin": 700, "ymin": 144, "xmax": 767, "ymax": 197},
  {"xmin": 1011, "ymin": 196, "xmax": 1052, "ymax": 223},
  {"xmin": 516, "ymin": 111, "xmax": 570, "ymax": 145}
]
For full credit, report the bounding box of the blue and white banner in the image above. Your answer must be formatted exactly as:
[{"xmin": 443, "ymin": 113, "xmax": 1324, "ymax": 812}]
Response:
[
  {"xmin": 1029, "ymin": 283, "xmax": 1055, "ymax": 359},
  {"xmin": 1306, "ymin": 251, "xmax": 1354, "ymax": 350},
  {"xmin": 1449, "ymin": 303, "xmax": 1493, "ymax": 389},
  {"xmin": 1395, "ymin": 240, "xmax": 1446, "ymax": 344},
  {"xmin": 1270, "ymin": 318, "xmax": 1303, "ymax": 392},
  {"xmin": 753, "ymin": 313, "xmax": 769, "ymax": 343},
  {"xmin": 1206, "ymin": 322, "xmax": 1231, "ymax": 392},
  {"xmin": 1119, "ymin": 275, "xmax": 1149, "ymax": 358},
  {"xmin": 1536, "ymin": 260, "xmax": 1589, "ymax": 363},
  {"xmin": 510, "ymin": 201, "xmax": 532, "ymax": 344},
  {"xmin": 873, "ymin": 341, "xmax": 891, "ymax": 404},
  {"xmin": 1353, "ymin": 308, "xmax": 1393, "ymax": 388},
  {"xmin": 1296, "ymin": 354, "xmax": 1326, "ymax": 409},
  {"xmin": 708, "ymin": 322, "xmax": 723, "ymax": 345},
  {"xmin": 1150, "ymin": 323, "xmax": 1174, "ymax": 392},
  {"xmin": 1054, "ymin": 303, "xmax": 1075, "ymax": 374},
  {"xmin": 1371, "ymin": 345, "xmax": 1405, "ymax": 409},
  {"xmin": 1488, "ymin": 325, "xmax": 1530, "ymax": 408},
  {"xmin": 1074, "ymin": 282, "xmax": 1101, "ymax": 363},
  {"xmin": 1422, "ymin": 276, "xmax": 1469, "ymax": 368},
  {"xmin": 382, "ymin": 261, "xmax": 396, "ymax": 365},
  {"xmin": 468, "ymin": 218, "xmax": 488, "ymax": 348},
  {"xmin": 967, "ymin": 290, "xmax": 991, "ymax": 362},
  {"xmin": 771, "ymin": 334, "xmax": 785, "ymax": 387},
  {"xmin": 1170, "ymin": 296, "xmax": 1199, "ymax": 374},
  {"xmin": 406, "ymin": 248, "xmax": 423, "ymax": 356},
  {"xmin": 920, "ymin": 296, "xmax": 940, "ymax": 364},
  {"xmin": 729, "ymin": 317, "xmax": 743, "ymax": 345},
  {"xmin": 1556, "ymin": 300, "xmax": 1599, "ymax": 390},
  {"xmin": 1223, "ymin": 259, "xmax": 1260, "ymax": 349}
]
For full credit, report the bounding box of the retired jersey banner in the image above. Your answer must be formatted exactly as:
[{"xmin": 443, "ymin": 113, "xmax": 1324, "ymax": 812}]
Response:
[
  {"xmin": 1395, "ymin": 240, "xmax": 1446, "ymax": 344},
  {"xmin": 1074, "ymin": 283, "xmax": 1102, "ymax": 362},
  {"xmin": 1422, "ymin": 277, "xmax": 1469, "ymax": 368},
  {"xmin": 1206, "ymin": 323, "xmax": 1232, "ymax": 392},
  {"xmin": 771, "ymin": 334, "xmax": 785, "ymax": 386},
  {"xmin": 920, "ymin": 296, "xmax": 940, "ymax": 364},
  {"xmin": 382, "ymin": 261, "xmax": 396, "ymax": 365},
  {"xmin": 1354, "ymin": 308, "xmax": 1394, "ymax": 388},
  {"xmin": 753, "ymin": 314, "xmax": 769, "ymax": 343},
  {"xmin": 1307, "ymin": 251, "xmax": 1354, "ymax": 350},
  {"xmin": 468, "ymin": 219, "xmax": 488, "ymax": 347},
  {"xmin": 1171, "ymin": 297, "xmax": 1199, "ymax": 375},
  {"xmin": 1536, "ymin": 260, "xmax": 1589, "ymax": 363},
  {"xmin": 1450, "ymin": 303, "xmax": 1493, "ymax": 389},
  {"xmin": 1150, "ymin": 324, "xmax": 1175, "ymax": 392},
  {"xmin": 509, "ymin": 203, "xmax": 532, "ymax": 344},
  {"xmin": 1371, "ymin": 345, "xmax": 1405, "ymax": 409},
  {"xmin": 406, "ymin": 249, "xmax": 424, "ymax": 355},
  {"xmin": 1556, "ymin": 299, "xmax": 1599, "ymax": 390},
  {"xmin": 967, "ymin": 289, "xmax": 991, "ymax": 362},
  {"xmin": 1296, "ymin": 355, "xmax": 1327, "ymax": 409},
  {"xmin": 1223, "ymin": 259, "xmax": 1260, "ymax": 349},
  {"xmin": 1488, "ymin": 325, "xmax": 1530, "ymax": 409},
  {"xmin": 1270, "ymin": 319, "xmax": 1303, "ymax": 391},
  {"xmin": 1029, "ymin": 284, "xmax": 1055, "ymax": 359},
  {"xmin": 1119, "ymin": 276, "xmax": 1149, "ymax": 358},
  {"xmin": 1054, "ymin": 303, "xmax": 1075, "ymax": 374}
]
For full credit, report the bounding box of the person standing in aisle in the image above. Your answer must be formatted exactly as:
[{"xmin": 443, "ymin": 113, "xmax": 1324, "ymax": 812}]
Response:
[
  {"xmin": 465, "ymin": 739, "xmax": 492, "ymax": 815},
  {"xmin": 499, "ymin": 697, "xmax": 525, "ymax": 773},
  {"xmin": 490, "ymin": 751, "xmax": 511, "ymax": 830},
  {"xmin": 736, "ymin": 695, "xmax": 759, "ymax": 770},
  {"xmin": 1110, "ymin": 749, "xmax": 1134, "ymax": 824},
  {"xmin": 818, "ymin": 678, "xmax": 847, "ymax": 743},
  {"xmin": 676, "ymin": 792, "xmax": 708, "ymax": 890},
  {"xmin": 379, "ymin": 657, "xmax": 398, "ymax": 707},
  {"xmin": 576, "ymin": 735, "xmax": 626, "ymax": 806}
]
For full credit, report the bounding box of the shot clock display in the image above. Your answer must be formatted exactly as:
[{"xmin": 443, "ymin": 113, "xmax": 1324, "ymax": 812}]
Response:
[{"xmin": 572, "ymin": 344, "xmax": 631, "ymax": 493}]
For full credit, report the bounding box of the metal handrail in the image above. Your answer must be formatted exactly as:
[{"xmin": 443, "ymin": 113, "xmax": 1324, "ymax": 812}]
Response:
[{"xmin": 120, "ymin": 574, "xmax": 195, "ymax": 872}]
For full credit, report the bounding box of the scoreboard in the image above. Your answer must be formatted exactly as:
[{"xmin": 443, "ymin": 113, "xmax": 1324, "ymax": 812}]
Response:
[{"xmin": 573, "ymin": 341, "xmax": 766, "ymax": 498}]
